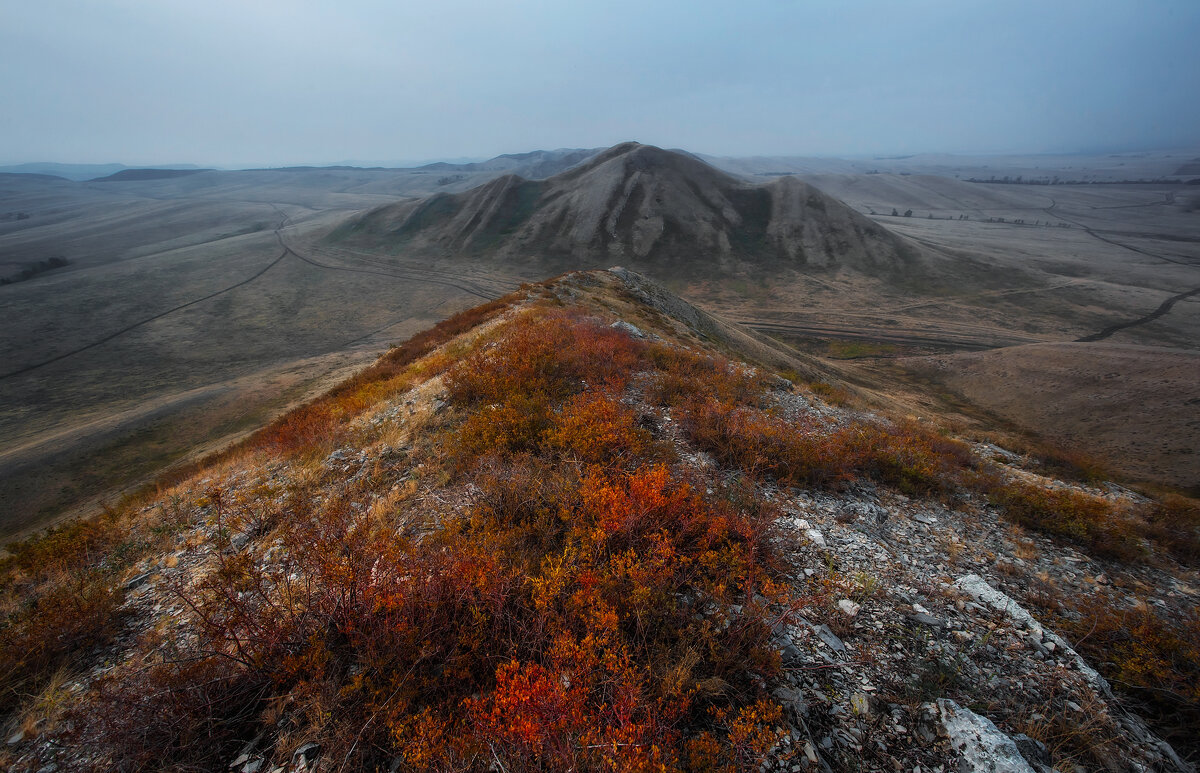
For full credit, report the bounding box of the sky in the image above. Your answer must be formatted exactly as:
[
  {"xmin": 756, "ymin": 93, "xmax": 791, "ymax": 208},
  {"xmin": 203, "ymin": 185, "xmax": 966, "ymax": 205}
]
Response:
[{"xmin": 2, "ymin": 0, "xmax": 1199, "ymax": 167}]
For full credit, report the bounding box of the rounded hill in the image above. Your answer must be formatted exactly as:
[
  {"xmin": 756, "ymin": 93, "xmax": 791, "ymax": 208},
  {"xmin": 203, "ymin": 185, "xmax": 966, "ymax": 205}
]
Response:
[{"xmin": 334, "ymin": 142, "xmax": 919, "ymax": 275}]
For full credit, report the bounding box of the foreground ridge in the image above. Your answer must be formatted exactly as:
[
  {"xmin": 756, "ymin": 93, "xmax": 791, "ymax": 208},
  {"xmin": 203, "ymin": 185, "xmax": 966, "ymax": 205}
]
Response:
[{"xmin": 2, "ymin": 269, "xmax": 1197, "ymax": 772}]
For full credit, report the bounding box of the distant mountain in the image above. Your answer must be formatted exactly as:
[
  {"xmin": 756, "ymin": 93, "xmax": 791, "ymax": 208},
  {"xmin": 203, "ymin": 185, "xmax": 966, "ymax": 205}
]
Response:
[
  {"xmin": 335, "ymin": 142, "xmax": 917, "ymax": 275},
  {"xmin": 411, "ymin": 147, "xmax": 603, "ymax": 179},
  {"xmin": 0, "ymin": 163, "xmax": 203, "ymax": 182},
  {"xmin": 89, "ymin": 168, "xmax": 212, "ymax": 182}
]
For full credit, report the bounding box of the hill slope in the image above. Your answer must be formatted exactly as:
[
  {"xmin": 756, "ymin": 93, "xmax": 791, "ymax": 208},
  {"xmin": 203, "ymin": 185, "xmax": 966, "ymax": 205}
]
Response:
[
  {"xmin": 2, "ymin": 269, "xmax": 1196, "ymax": 772},
  {"xmin": 335, "ymin": 142, "xmax": 920, "ymax": 275}
]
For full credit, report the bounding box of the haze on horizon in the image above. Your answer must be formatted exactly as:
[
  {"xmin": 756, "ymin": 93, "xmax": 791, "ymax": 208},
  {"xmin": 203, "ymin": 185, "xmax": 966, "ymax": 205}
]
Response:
[{"xmin": 2, "ymin": 0, "xmax": 1199, "ymax": 168}]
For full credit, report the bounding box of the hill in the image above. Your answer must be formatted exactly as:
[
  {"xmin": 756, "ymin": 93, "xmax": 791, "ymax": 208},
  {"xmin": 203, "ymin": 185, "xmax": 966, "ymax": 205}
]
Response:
[
  {"xmin": 411, "ymin": 146, "xmax": 602, "ymax": 178},
  {"xmin": 90, "ymin": 168, "xmax": 211, "ymax": 182},
  {"xmin": 334, "ymin": 142, "xmax": 921, "ymax": 276},
  {"xmin": 0, "ymin": 163, "xmax": 204, "ymax": 181},
  {"xmin": 2, "ymin": 269, "xmax": 1196, "ymax": 772}
]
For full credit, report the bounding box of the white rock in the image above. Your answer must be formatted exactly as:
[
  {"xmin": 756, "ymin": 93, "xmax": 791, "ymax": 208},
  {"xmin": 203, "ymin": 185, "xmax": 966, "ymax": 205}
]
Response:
[
  {"xmin": 838, "ymin": 599, "xmax": 861, "ymax": 617},
  {"xmin": 937, "ymin": 699, "xmax": 1036, "ymax": 772},
  {"xmin": 955, "ymin": 574, "xmax": 1110, "ymax": 697},
  {"xmin": 804, "ymin": 528, "xmax": 826, "ymax": 548}
]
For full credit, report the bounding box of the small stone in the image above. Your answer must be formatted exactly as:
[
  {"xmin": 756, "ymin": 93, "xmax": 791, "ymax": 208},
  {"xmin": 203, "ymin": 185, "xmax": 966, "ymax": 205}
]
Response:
[
  {"xmin": 1012, "ymin": 734, "xmax": 1051, "ymax": 767},
  {"xmin": 124, "ymin": 572, "xmax": 153, "ymax": 590},
  {"xmin": 610, "ymin": 320, "xmax": 647, "ymax": 339},
  {"xmin": 912, "ymin": 512, "xmax": 936, "ymax": 525},
  {"xmin": 293, "ymin": 742, "xmax": 321, "ymax": 763},
  {"xmin": 908, "ymin": 612, "xmax": 945, "ymax": 628},
  {"xmin": 811, "ymin": 623, "xmax": 846, "ymax": 654},
  {"xmin": 779, "ymin": 641, "xmax": 804, "ymax": 665},
  {"xmin": 838, "ymin": 599, "xmax": 861, "ymax": 617},
  {"xmin": 773, "ymin": 686, "xmax": 805, "ymax": 707},
  {"xmin": 804, "ymin": 528, "xmax": 826, "ymax": 548}
]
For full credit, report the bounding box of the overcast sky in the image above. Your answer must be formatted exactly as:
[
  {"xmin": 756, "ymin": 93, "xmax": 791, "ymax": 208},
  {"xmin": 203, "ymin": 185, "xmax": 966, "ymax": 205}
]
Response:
[{"xmin": 2, "ymin": 0, "xmax": 1198, "ymax": 166}]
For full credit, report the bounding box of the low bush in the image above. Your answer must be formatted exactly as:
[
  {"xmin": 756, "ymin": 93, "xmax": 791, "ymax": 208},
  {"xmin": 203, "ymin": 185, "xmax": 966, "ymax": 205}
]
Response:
[
  {"xmin": 0, "ymin": 571, "xmax": 126, "ymax": 716},
  {"xmin": 256, "ymin": 295, "xmax": 515, "ymax": 456},
  {"xmin": 645, "ymin": 346, "xmax": 766, "ymax": 408},
  {"xmin": 1140, "ymin": 494, "xmax": 1200, "ymax": 564},
  {"xmin": 678, "ymin": 397, "xmax": 975, "ymax": 495},
  {"xmin": 546, "ymin": 391, "xmax": 657, "ymax": 469},
  {"xmin": 1045, "ymin": 597, "xmax": 1200, "ymax": 762},
  {"xmin": 985, "ymin": 480, "xmax": 1145, "ymax": 561}
]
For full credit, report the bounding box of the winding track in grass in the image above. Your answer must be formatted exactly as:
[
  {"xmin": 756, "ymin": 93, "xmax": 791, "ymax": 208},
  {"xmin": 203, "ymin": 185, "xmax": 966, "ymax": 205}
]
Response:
[{"xmin": 0, "ymin": 210, "xmax": 513, "ymax": 381}]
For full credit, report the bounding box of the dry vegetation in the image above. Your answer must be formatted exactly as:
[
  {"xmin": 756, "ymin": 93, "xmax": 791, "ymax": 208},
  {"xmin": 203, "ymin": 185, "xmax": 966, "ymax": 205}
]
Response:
[{"xmin": 2, "ymin": 274, "xmax": 1199, "ymax": 770}]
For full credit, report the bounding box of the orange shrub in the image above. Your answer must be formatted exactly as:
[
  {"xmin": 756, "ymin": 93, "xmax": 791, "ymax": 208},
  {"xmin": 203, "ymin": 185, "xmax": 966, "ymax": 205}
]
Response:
[
  {"xmin": 841, "ymin": 419, "xmax": 977, "ymax": 495},
  {"xmin": 468, "ymin": 660, "xmax": 592, "ymax": 765},
  {"xmin": 0, "ymin": 572, "xmax": 126, "ymax": 714},
  {"xmin": 1140, "ymin": 494, "xmax": 1200, "ymax": 564},
  {"xmin": 986, "ymin": 479, "xmax": 1145, "ymax": 561},
  {"xmin": 547, "ymin": 391, "xmax": 656, "ymax": 469},
  {"xmin": 680, "ymin": 399, "xmax": 974, "ymax": 494},
  {"xmin": 681, "ymin": 399, "xmax": 851, "ymax": 488},
  {"xmin": 452, "ymin": 393, "xmax": 555, "ymax": 462},
  {"xmin": 2, "ymin": 506, "xmax": 131, "ymax": 587},
  {"xmin": 646, "ymin": 345, "xmax": 766, "ymax": 408},
  {"xmin": 89, "ymin": 459, "xmax": 789, "ymax": 769},
  {"xmin": 258, "ymin": 401, "xmax": 341, "ymax": 455},
  {"xmin": 63, "ymin": 301, "xmax": 801, "ymax": 769},
  {"xmin": 446, "ymin": 308, "xmax": 647, "ymax": 407},
  {"xmin": 251, "ymin": 295, "xmax": 515, "ymax": 457}
]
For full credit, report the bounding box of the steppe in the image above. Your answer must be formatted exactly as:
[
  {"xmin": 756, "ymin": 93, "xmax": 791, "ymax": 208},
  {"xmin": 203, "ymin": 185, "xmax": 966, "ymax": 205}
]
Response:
[{"xmin": 1, "ymin": 146, "xmax": 1197, "ymax": 541}]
